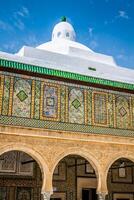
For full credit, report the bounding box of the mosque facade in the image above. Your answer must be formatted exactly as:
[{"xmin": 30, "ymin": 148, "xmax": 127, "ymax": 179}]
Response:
[{"xmin": 0, "ymin": 18, "xmax": 134, "ymax": 200}]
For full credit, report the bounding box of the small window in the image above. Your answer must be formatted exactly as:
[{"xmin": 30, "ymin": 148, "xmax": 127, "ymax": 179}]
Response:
[
  {"xmin": 66, "ymin": 32, "xmax": 69, "ymax": 37},
  {"xmin": 57, "ymin": 32, "xmax": 61, "ymax": 37},
  {"xmin": 88, "ymin": 67, "xmax": 96, "ymax": 71}
]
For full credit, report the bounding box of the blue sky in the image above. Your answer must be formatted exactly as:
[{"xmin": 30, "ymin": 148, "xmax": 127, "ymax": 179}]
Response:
[{"xmin": 0, "ymin": 0, "xmax": 133, "ymax": 69}]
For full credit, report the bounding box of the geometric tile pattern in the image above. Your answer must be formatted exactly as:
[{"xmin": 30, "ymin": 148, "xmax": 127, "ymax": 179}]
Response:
[
  {"xmin": 0, "ymin": 115, "xmax": 134, "ymax": 137},
  {"xmin": 119, "ymin": 106, "xmax": 127, "ymax": 117},
  {"xmin": 72, "ymin": 99, "xmax": 81, "ymax": 109},
  {"xmin": 17, "ymin": 90, "xmax": 28, "ymax": 102}
]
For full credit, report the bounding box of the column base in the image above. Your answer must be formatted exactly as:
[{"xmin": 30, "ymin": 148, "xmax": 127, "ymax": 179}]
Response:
[
  {"xmin": 41, "ymin": 191, "xmax": 52, "ymax": 200},
  {"xmin": 97, "ymin": 192, "xmax": 107, "ymax": 200}
]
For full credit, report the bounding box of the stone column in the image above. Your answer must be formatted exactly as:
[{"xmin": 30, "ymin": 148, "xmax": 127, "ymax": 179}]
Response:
[
  {"xmin": 97, "ymin": 192, "xmax": 107, "ymax": 200},
  {"xmin": 41, "ymin": 192, "xmax": 52, "ymax": 200}
]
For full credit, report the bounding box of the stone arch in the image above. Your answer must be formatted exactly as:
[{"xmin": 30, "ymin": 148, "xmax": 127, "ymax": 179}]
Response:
[
  {"xmin": 0, "ymin": 143, "xmax": 50, "ymax": 193},
  {"xmin": 103, "ymin": 151, "xmax": 134, "ymax": 195},
  {"xmin": 51, "ymin": 147, "xmax": 103, "ymax": 194}
]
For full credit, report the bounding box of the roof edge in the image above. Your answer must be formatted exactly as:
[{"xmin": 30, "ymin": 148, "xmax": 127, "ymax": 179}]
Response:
[{"xmin": 0, "ymin": 58, "xmax": 134, "ymax": 91}]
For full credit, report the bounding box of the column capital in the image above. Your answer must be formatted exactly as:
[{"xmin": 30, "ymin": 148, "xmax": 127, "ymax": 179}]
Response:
[
  {"xmin": 41, "ymin": 191, "xmax": 53, "ymax": 200},
  {"xmin": 97, "ymin": 192, "xmax": 107, "ymax": 200}
]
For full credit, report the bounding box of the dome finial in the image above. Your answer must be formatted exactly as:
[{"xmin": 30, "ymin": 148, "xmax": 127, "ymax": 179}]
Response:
[{"xmin": 61, "ymin": 16, "xmax": 67, "ymax": 22}]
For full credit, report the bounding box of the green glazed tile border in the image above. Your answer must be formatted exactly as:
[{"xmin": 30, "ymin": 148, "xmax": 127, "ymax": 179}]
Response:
[
  {"xmin": 0, "ymin": 116, "xmax": 134, "ymax": 137},
  {"xmin": 0, "ymin": 58, "xmax": 134, "ymax": 91}
]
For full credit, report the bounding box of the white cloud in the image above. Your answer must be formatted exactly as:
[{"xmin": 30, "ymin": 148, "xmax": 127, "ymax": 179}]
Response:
[
  {"xmin": 23, "ymin": 34, "xmax": 39, "ymax": 46},
  {"xmin": 2, "ymin": 41, "xmax": 20, "ymax": 52},
  {"xmin": 0, "ymin": 20, "xmax": 13, "ymax": 31},
  {"xmin": 104, "ymin": 10, "xmax": 130, "ymax": 25},
  {"xmin": 14, "ymin": 19, "xmax": 25, "ymax": 30},
  {"xmin": 15, "ymin": 6, "xmax": 29, "ymax": 18},
  {"xmin": 116, "ymin": 54, "xmax": 127, "ymax": 61},
  {"xmin": 89, "ymin": 40, "xmax": 98, "ymax": 49},
  {"xmin": 13, "ymin": 6, "xmax": 29, "ymax": 30},
  {"xmin": 88, "ymin": 27, "xmax": 94, "ymax": 37},
  {"xmin": 118, "ymin": 10, "xmax": 129, "ymax": 19}
]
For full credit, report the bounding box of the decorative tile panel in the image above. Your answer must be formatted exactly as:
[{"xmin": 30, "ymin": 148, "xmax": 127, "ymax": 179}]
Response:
[
  {"xmin": 8, "ymin": 77, "xmax": 14, "ymax": 116},
  {"xmin": 87, "ymin": 90, "xmax": 92, "ymax": 125},
  {"xmin": 34, "ymin": 80, "xmax": 41, "ymax": 119},
  {"xmin": 2, "ymin": 76, "xmax": 10, "ymax": 116},
  {"xmin": 108, "ymin": 94, "xmax": 114, "ymax": 128},
  {"xmin": 69, "ymin": 88, "xmax": 84, "ymax": 124},
  {"xmin": 31, "ymin": 80, "xmax": 35, "ymax": 119},
  {"xmin": 0, "ymin": 71, "xmax": 134, "ymax": 135},
  {"xmin": 132, "ymin": 97, "xmax": 134, "ymax": 128},
  {"xmin": 12, "ymin": 78, "xmax": 32, "ymax": 118},
  {"xmin": 115, "ymin": 96, "xmax": 130, "ymax": 129},
  {"xmin": 0, "ymin": 75, "xmax": 4, "ymax": 115},
  {"xmin": 40, "ymin": 82, "xmax": 60, "ymax": 121},
  {"xmin": 60, "ymin": 86, "xmax": 66, "ymax": 122},
  {"xmin": 92, "ymin": 92, "xmax": 108, "ymax": 126}
]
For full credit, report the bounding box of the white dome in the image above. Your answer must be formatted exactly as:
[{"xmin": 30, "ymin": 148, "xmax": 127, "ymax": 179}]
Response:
[
  {"xmin": 36, "ymin": 18, "xmax": 93, "ymax": 55},
  {"xmin": 52, "ymin": 21, "xmax": 76, "ymax": 41}
]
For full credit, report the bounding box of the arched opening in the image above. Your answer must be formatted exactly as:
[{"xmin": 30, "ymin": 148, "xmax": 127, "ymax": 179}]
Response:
[
  {"xmin": 51, "ymin": 154, "xmax": 98, "ymax": 200},
  {"xmin": 0, "ymin": 150, "xmax": 43, "ymax": 200},
  {"xmin": 107, "ymin": 157, "xmax": 134, "ymax": 200}
]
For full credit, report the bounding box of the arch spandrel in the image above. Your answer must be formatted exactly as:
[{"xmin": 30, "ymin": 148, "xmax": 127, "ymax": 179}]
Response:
[
  {"xmin": 100, "ymin": 151, "xmax": 134, "ymax": 196},
  {"xmin": 104, "ymin": 152, "xmax": 134, "ymax": 175}
]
